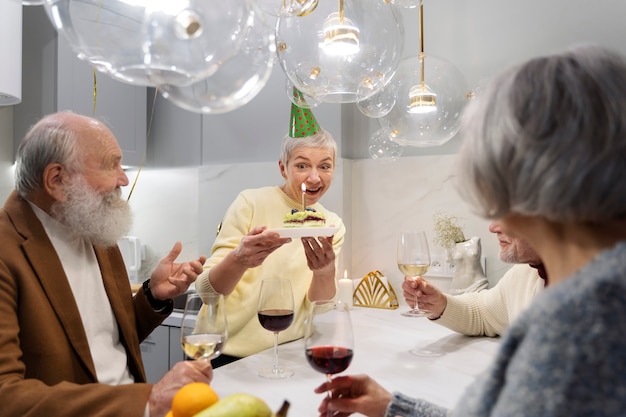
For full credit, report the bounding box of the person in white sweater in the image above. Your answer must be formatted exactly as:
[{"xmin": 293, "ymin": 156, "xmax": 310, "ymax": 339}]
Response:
[{"xmin": 402, "ymin": 220, "xmax": 546, "ymax": 336}]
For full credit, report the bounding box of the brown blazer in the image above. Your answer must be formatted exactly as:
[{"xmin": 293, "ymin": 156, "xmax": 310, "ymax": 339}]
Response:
[{"xmin": 0, "ymin": 190, "xmax": 168, "ymax": 416}]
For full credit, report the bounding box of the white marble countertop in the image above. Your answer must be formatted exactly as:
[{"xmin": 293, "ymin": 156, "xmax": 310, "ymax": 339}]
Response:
[{"xmin": 210, "ymin": 306, "xmax": 501, "ymax": 417}]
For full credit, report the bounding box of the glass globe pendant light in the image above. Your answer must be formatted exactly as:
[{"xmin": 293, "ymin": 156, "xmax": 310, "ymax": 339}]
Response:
[
  {"xmin": 275, "ymin": 0, "xmax": 404, "ymax": 104},
  {"xmin": 142, "ymin": 0, "xmax": 252, "ymax": 87},
  {"xmin": 44, "ymin": 0, "xmax": 251, "ymax": 87},
  {"xmin": 407, "ymin": 6, "xmax": 436, "ymax": 115},
  {"xmin": 377, "ymin": 0, "xmax": 468, "ymax": 147},
  {"xmin": 157, "ymin": 6, "xmax": 275, "ymax": 114}
]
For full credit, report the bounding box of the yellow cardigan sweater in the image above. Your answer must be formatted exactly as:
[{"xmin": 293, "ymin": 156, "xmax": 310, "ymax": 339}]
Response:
[{"xmin": 196, "ymin": 186, "xmax": 345, "ymax": 357}]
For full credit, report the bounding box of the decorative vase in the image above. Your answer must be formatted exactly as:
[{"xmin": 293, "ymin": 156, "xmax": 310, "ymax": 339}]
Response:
[{"xmin": 447, "ymin": 236, "xmax": 488, "ymax": 295}]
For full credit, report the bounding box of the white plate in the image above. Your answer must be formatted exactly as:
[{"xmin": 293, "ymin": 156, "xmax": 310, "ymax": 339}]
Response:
[{"xmin": 271, "ymin": 226, "xmax": 340, "ymax": 239}]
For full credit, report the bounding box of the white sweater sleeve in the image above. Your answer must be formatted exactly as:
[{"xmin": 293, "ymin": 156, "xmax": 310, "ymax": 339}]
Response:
[{"xmin": 433, "ymin": 264, "xmax": 544, "ymax": 336}]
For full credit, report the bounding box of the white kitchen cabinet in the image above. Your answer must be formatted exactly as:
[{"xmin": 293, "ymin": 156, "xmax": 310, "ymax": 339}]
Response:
[{"xmin": 13, "ymin": 6, "xmax": 146, "ymax": 166}]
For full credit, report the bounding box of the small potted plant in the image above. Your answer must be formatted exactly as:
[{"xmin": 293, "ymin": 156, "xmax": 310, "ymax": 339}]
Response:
[
  {"xmin": 432, "ymin": 212, "xmax": 467, "ymax": 254},
  {"xmin": 432, "ymin": 212, "xmax": 487, "ymax": 294}
]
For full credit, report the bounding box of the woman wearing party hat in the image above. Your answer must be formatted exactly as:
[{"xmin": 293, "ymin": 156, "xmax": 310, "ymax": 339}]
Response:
[{"xmin": 195, "ymin": 89, "xmax": 345, "ymax": 369}]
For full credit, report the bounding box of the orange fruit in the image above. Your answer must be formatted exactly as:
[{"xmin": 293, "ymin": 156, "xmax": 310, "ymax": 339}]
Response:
[
  {"xmin": 171, "ymin": 382, "xmax": 219, "ymax": 417},
  {"xmin": 165, "ymin": 411, "xmax": 174, "ymax": 417}
]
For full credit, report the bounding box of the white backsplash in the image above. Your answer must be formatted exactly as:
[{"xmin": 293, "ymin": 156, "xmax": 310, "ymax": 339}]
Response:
[{"xmin": 346, "ymin": 155, "xmax": 508, "ymax": 296}]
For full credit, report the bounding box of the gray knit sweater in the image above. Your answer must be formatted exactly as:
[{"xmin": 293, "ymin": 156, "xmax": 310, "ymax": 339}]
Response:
[{"xmin": 386, "ymin": 241, "xmax": 626, "ymax": 417}]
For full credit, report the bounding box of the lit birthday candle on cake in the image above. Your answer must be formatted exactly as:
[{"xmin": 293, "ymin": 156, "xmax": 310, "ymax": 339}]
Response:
[{"xmin": 301, "ymin": 182, "xmax": 306, "ymax": 212}]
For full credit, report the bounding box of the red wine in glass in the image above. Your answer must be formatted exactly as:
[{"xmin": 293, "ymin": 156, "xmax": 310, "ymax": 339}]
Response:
[
  {"xmin": 257, "ymin": 279, "xmax": 295, "ymax": 379},
  {"xmin": 305, "ymin": 300, "xmax": 354, "ymax": 417},
  {"xmin": 258, "ymin": 309, "xmax": 294, "ymax": 332},
  {"xmin": 305, "ymin": 346, "xmax": 353, "ymax": 375}
]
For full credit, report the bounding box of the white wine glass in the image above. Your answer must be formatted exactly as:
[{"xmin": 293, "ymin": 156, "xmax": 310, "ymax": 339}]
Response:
[
  {"xmin": 257, "ymin": 279, "xmax": 295, "ymax": 379},
  {"xmin": 181, "ymin": 293, "xmax": 228, "ymax": 362},
  {"xmin": 398, "ymin": 230, "xmax": 431, "ymax": 317},
  {"xmin": 305, "ymin": 300, "xmax": 354, "ymax": 417}
]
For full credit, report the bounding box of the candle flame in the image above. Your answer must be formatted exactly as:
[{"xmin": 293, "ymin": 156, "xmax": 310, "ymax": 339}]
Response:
[{"xmin": 301, "ymin": 182, "xmax": 306, "ymax": 192}]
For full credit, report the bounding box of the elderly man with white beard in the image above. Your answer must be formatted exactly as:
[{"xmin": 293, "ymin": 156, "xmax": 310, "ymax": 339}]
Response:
[{"xmin": 0, "ymin": 111, "xmax": 211, "ymax": 417}]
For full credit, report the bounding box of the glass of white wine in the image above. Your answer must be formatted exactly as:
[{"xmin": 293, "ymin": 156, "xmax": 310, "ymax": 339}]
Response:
[
  {"xmin": 398, "ymin": 230, "xmax": 430, "ymax": 317},
  {"xmin": 181, "ymin": 292, "xmax": 228, "ymax": 362}
]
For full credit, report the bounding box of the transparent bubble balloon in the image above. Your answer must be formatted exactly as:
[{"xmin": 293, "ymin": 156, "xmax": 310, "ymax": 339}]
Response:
[
  {"xmin": 276, "ymin": 0, "xmax": 403, "ymax": 103},
  {"xmin": 378, "ymin": 53, "xmax": 468, "ymax": 147},
  {"xmin": 357, "ymin": 78, "xmax": 397, "ymax": 118},
  {"xmin": 285, "ymin": 77, "xmax": 321, "ymax": 109},
  {"xmin": 368, "ymin": 128, "xmax": 404, "ymax": 162},
  {"xmin": 44, "ymin": 0, "xmax": 250, "ymax": 87},
  {"xmin": 158, "ymin": 9, "xmax": 275, "ymax": 114}
]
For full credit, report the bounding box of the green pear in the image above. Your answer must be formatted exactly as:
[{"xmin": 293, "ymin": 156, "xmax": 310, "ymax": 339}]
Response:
[{"xmin": 193, "ymin": 393, "xmax": 272, "ymax": 417}]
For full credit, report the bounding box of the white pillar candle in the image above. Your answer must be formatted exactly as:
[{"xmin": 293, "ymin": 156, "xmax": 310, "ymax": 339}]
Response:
[{"xmin": 338, "ymin": 278, "xmax": 353, "ymax": 309}]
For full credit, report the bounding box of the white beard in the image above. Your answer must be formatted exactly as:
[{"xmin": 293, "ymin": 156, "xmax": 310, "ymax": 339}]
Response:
[{"xmin": 50, "ymin": 176, "xmax": 132, "ymax": 247}]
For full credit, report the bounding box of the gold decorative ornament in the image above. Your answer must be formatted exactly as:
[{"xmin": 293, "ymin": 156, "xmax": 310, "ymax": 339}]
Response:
[{"xmin": 353, "ymin": 270, "xmax": 399, "ymax": 309}]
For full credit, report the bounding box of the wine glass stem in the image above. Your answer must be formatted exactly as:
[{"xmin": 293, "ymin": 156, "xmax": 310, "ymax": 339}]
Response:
[
  {"xmin": 326, "ymin": 374, "xmax": 333, "ymax": 417},
  {"xmin": 412, "ymin": 276, "xmax": 420, "ymax": 312},
  {"xmin": 272, "ymin": 332, "xmax": 279, "ymax": 373}
]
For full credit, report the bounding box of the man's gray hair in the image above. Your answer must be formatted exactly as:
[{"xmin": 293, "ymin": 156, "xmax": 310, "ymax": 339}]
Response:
[{"xmin": 15, "ymin": 116, "xmax": 82, "ymax": 196}]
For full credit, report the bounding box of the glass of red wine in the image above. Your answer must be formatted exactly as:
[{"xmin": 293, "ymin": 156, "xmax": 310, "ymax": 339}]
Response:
[
  {"xmin": 257, "ymin": 279, "xmax": 295, "ymax": 379},
  {"xmin": 304, "ymin": 300, "xmax": 354, "ymax": 416}
]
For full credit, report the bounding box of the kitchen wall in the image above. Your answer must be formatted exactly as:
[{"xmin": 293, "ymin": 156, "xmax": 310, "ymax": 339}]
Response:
[
  {"xmin": 3, "ymin": 0, "xmax": 626, "ymax": 306},
  {"xmin": 120, "ymin": 153, "xmax": 497, "ymax": 302}
]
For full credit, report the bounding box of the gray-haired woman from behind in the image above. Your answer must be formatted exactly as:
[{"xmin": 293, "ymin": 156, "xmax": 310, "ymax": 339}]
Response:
[{"xmin": 314, "ymin": 44, "xmax": 626, "ymax": 417}]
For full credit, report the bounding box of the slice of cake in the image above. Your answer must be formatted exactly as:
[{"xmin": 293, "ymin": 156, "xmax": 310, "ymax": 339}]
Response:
[
  {"xmin": 303, "ymin": 208, "xmax": 326, "ymax": 227},
  {"xmin": 283, "ymin": 209, "xmax": 307, "ymax": 228},
  {"xmin": 283, "ymin": 208, "xmax": 326, "ymax": 228}
]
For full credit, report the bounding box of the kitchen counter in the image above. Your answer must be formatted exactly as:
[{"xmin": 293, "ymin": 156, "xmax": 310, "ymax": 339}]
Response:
[{"xmin": 211, "ymin": 306, "xmax": 500, "ymax": 416}]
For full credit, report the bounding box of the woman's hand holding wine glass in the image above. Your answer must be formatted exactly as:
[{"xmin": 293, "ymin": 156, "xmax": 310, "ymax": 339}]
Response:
[
  {"xmin": 398, "ymin": 230, "xmax": 431, "ymax": 317},
  {"xmin": 305, "ymin": 300, "xmax": 354, "ymax": 417},
  {"xmin": 180, "ymin": 292, "xmax": 228, "ymax": 362},
  {"xmin": 257, "ymin": 279, "xmax": 295, "ymax": 379}
]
